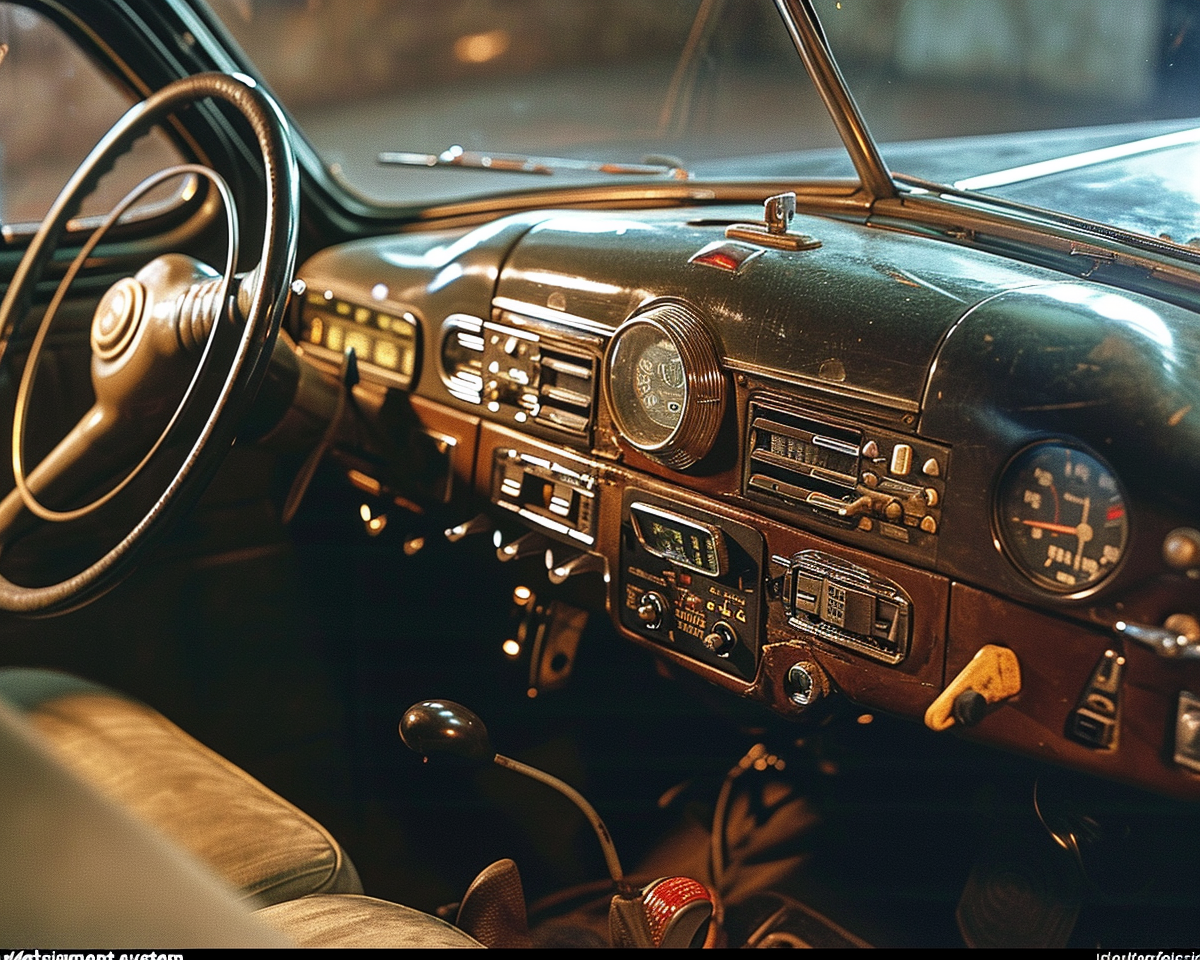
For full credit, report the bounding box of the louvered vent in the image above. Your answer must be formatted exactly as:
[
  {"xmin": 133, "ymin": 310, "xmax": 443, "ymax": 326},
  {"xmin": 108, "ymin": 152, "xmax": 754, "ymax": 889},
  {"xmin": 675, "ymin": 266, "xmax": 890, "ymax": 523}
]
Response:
[
  {"xmin": 439, "ymin": 314, "xmax": 485, "ymax": 403},
  {"xmin": 535, "ymin": 340, "xmax": 595, "ymax": 436}
]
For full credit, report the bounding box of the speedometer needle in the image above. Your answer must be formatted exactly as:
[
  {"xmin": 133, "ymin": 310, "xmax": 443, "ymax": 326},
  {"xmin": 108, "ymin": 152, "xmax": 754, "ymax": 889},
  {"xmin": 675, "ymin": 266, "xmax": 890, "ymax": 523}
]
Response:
[{"xmin": 1020, "ymin": 519, "xmax": 1078, "ymax": 535}]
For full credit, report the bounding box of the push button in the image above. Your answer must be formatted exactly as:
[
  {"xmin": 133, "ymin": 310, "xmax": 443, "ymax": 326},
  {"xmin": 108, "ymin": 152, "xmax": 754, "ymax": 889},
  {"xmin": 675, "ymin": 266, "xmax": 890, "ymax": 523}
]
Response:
[
  {"xmin": 1174, "ymin": 691, "xmax": 1200, "ymax": 773},
  {"xmin": 890, "ymin": 443, "xmax": 913, "ymax": 476}
]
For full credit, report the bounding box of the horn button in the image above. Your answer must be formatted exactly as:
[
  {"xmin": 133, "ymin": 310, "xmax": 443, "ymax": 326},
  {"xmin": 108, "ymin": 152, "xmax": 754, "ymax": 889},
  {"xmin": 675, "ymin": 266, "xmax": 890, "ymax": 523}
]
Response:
[{"xmin": 91, "ymin": 277, "xmax": 145, "ymax": 361}]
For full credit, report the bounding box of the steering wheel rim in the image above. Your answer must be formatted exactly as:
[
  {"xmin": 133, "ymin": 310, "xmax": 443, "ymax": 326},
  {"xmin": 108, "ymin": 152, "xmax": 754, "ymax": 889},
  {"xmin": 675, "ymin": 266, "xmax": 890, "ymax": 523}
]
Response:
[{"xmin": 0, "ymin": 72, "xmax": 298, "ymax": 615}]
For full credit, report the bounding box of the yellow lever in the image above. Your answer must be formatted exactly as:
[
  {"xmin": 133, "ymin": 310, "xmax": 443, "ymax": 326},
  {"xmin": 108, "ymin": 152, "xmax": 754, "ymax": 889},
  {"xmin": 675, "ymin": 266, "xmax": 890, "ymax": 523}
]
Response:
[{"xmin": 924, "ymin": 644, "xmax": 1021, "ymax": 732}]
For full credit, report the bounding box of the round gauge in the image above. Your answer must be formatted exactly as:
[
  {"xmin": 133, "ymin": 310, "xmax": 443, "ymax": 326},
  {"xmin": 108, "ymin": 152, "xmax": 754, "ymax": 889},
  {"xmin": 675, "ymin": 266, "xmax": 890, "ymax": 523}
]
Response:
[
  {"xmin": 604, "ymin": 302, "xmax": 724, "ymax": 470},
  {"xmin": 995, "ymin": 442, "xmax": 1129, "ymax": 594}
]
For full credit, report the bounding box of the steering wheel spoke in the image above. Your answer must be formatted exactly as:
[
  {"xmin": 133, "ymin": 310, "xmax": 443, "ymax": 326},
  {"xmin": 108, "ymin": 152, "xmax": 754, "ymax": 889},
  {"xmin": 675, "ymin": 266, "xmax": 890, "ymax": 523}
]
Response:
[{"xmin": 0, "ymin": 404, "xmax": 130, "ymax": 541}]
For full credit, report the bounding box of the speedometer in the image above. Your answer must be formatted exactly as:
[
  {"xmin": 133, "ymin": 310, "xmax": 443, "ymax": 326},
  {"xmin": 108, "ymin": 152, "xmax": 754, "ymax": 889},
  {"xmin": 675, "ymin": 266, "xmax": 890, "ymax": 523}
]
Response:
[
  {"xmin": 604, "ymin": 302, "xmax": 725, "ymax": 470},
  {"xmin": 995, "ymin": 442, "xmax": 1129, "ymax": 594},
  {"xmin": 633, "ymin": 336, "xmax": 687, "ymax": 431}
]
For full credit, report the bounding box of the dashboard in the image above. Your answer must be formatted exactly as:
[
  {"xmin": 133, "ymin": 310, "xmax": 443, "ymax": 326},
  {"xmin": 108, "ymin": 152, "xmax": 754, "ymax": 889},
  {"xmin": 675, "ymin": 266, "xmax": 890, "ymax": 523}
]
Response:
[{"xmin": 290, "ymin": 200, "xmax": 1200, "ymax": 801}]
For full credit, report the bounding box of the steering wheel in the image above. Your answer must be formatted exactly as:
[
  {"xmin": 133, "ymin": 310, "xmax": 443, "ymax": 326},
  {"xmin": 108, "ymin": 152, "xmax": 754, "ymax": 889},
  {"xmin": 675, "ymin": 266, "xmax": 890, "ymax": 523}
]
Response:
[{"xmin": 0, "ymin": 73, "xmax": 298, "ymax": 615}]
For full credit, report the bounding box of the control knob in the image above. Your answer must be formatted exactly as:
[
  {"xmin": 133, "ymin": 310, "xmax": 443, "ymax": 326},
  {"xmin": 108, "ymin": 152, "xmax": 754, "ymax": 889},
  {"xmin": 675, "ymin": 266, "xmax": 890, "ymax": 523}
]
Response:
[
  {"xmin": 703, "ymin": 621, "xmax": 737, "ymax": 657},
  {"xmin": 635, "ymin": 591, "xmax": 667, "ymax": 630}
]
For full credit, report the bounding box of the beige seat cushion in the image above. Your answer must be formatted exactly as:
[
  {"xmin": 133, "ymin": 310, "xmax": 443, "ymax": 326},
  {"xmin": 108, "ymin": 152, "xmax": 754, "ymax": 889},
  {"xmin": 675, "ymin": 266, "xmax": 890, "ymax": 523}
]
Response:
[
  {"xmin": 0, "ymin": 667, "xmax": 362, "ymax": 907},
  {"xmin": 258, "ymin": 894, "xmax": 484, "ymax": 948}
]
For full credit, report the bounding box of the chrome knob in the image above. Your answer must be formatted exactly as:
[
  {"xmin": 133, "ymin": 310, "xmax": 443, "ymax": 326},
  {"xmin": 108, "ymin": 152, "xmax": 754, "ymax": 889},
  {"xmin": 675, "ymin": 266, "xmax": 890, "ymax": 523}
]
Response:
[
  {"xmin": 635, "ymin": 592, "xmax": 666, "ymax": 629},
  {"xmin": 546, "ymin": 549, "xmax": 607, "ymax": 584}
]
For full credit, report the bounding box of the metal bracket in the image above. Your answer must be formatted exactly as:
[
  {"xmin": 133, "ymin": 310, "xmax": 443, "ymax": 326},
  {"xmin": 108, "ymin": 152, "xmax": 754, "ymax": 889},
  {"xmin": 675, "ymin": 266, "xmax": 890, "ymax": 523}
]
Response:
[{"xmin": 725, "ymin": 192, "xmax": 821, "ymax": 251}]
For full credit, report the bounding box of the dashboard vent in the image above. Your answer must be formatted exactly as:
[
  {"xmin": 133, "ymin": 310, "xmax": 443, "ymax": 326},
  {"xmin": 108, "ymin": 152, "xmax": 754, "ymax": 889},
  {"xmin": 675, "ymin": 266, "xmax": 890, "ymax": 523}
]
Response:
[
  {"xmin": 534, "ymin": 340, "xmax": 595, "ymax": 436},
  {"xmin": 745, "ymin": 402, "xmax": 862, "ymax": 519},
  {"xmin": 440, "ymin": 314, "xmax": 485, "ymax": 403}
]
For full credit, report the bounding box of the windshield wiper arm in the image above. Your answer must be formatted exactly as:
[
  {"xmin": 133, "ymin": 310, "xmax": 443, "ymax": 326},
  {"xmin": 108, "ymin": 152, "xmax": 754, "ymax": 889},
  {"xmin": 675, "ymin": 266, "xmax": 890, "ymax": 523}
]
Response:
[{"xmin": 378, "ymin": 145, "xmax": 687, "ymax": 178}]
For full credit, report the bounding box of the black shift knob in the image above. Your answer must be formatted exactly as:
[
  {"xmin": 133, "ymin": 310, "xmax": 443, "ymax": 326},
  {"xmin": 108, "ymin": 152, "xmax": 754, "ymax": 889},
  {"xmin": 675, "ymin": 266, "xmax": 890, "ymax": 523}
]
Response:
[{"xmin": 400, "ymin": 700, "xmax": 495, "ymax": 764}]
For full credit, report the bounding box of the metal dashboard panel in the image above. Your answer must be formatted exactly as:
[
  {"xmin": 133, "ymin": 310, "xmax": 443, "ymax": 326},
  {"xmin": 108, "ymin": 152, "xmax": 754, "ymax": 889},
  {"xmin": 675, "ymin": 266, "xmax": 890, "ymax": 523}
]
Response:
[{"xmin": 492, "ymin": 205, "xmax": 1050, "ymax": 408}]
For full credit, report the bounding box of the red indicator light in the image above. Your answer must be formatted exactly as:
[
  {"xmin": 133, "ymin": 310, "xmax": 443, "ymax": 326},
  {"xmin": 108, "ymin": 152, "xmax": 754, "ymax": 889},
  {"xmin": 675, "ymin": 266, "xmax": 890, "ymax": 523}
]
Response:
[
  {"xmin": 1106, "ymin": 504, "xmax": 1125, "ymax": 523},
  {"xmin": 689, "ymin": 241, "xmax": 761, "ymax": 273},
  {"xmin": 693, "ymin": 250, "xmax": 741, "ymax": 272}
]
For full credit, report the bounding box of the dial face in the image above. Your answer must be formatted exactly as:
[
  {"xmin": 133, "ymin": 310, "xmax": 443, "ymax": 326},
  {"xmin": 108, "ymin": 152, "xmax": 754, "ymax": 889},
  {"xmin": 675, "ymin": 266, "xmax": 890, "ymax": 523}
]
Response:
[
  {"xmin": 996, "ymin": 443, "xmax": 1129, "ymax": 594},
  {"xmin": 634, "ymin": 336, "xmax": 686, "ymax": 430},
  {"xmin": 607, "ymin": 319, "xmax": 687, "ymax": 448}
]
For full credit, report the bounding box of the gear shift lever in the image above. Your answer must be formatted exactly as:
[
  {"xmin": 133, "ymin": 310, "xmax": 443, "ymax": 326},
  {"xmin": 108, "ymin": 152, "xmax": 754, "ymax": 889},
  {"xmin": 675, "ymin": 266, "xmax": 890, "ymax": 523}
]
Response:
[{"xmin": 400, "ymin": 700, "xmax": 715, "ymax": 948}]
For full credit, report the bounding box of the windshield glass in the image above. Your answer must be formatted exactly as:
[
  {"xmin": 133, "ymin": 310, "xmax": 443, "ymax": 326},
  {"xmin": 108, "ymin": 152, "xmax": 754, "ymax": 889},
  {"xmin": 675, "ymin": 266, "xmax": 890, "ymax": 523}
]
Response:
[
  {"xmin": 203, "ymin": 0, "xmax": 845, "ymax": 205},
  {"xmin": 205, "ymin": 0, "xmax": 1200, "ymax": 242},
  {"xmin": 814, "ymin": 0, "xmax": 1200, "ymax": 243}
]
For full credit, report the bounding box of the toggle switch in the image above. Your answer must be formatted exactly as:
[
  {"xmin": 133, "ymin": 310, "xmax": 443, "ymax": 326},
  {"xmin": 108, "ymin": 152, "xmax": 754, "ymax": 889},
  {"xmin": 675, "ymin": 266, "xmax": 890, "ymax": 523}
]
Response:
[
  {"xmin": 546, "ymin": 549, "xmax": 608, "ymax": 585},
  {"xmin": 445, "ymin": 513, "xmax": 493, "ymax": 542},
  {"xmin": 496, "ymin": 531, "xmax": 550, "ymax": 563},
  {"xmin": 924, "ymin": 644, "xmax": 1021, "ymax": 732}
]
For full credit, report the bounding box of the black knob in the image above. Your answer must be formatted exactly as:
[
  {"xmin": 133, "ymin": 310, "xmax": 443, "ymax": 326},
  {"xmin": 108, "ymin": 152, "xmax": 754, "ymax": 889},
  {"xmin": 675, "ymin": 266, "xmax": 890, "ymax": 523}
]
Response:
[
  {"xmin": 702, "ymin": 622, "xmax": 737, "ymax": 657},
  {"xmin": 400, "ymin": 700, "xmax": 495, "ymax": 764},
  {"xmin": 952, "ymin": 689, "xmax": 988, "ymax": 727}
]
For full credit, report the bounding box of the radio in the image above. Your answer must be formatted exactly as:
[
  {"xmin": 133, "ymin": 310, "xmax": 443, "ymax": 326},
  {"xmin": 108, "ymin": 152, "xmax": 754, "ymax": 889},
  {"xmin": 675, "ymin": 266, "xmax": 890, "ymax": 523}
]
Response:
[
  {"xmin": 773, "ymin": 550, "xmax": 912, "ymax": 665},
  {"xmin": 619, "ymin": 491, "xmax": 764, "ymax": 682},
  {"xmin": 743, "ymin": 400, "xmax": 948, "ymax": 562}
]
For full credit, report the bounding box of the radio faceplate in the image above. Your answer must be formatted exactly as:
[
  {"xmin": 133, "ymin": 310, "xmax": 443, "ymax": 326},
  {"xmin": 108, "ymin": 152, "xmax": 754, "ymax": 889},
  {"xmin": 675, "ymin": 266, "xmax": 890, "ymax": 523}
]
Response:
[
  {"xmin": 492, "ymin": 449, "xmax": 598, "ymax": 546},
  {"xmin": 744, "ymin": 400, "xmax": 948, "ymax": 564},
  {"xmin": 619, "ymin": 491, "xmax": 764, "ymax": 681}
]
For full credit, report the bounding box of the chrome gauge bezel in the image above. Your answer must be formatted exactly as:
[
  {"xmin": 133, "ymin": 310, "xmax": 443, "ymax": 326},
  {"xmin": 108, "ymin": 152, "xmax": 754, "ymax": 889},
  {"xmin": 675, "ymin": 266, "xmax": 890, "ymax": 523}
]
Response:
[
  {"xmin": 603, "ymin": 302, "xmax": 725, "ymax": 470},
  {"xmin": 993, "ymin": 440, "xmax": 1129, "ymax": 596}
]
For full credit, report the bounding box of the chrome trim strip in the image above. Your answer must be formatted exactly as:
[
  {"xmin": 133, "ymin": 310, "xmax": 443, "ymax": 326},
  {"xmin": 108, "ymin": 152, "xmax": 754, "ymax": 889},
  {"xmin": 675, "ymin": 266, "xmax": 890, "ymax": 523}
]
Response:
[
  {"xmin": 493, "ymin": 296, "xmax": 618, "ymax": 337},
  {"xmin": 725, "ymin": 357, "xmax": 920, "ymax": 414},
  {"xmin": 956, "ymin": 127, "xmax": 1200, "ymax": 192}
]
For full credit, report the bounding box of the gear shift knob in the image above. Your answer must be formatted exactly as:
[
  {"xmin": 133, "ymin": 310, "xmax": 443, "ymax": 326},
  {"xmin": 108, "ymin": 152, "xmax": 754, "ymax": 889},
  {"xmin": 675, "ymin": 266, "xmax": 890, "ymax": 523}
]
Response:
[
  {"xmin": 400, "ymin": 700, "xmax": 494, "ymax": 764},
  {"xmin": 401, "ymin": 699, "xmax": 717, "ymax": 946},
  {"xmin": 401, "ymin": 698, "xmax": 631, "ymax": 894}
]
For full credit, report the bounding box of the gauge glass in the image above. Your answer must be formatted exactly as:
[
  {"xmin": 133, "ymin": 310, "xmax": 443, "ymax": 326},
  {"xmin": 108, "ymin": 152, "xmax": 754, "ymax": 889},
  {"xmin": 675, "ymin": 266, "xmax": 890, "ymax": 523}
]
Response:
[
  {"xmin": 635, "ymin": 337, "xmax": 686, "ymax": 430},
  {"xmin": 996, "ymin": 443, "xmax": 1128, "ymax": 593},
  {"xmin": 607, "ymin": 319, "xmax": 686, "ymax": 448}
]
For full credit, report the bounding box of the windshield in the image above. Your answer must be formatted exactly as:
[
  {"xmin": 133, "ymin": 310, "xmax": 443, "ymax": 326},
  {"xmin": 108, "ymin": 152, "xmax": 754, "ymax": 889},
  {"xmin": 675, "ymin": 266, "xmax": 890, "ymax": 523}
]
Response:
[
  {"xmin": 815, "ymin": 0, "xmax": 1200, "ymax": 243},
  {"xmin": 203, "ymin": 0, "xmax": 845, "ymax": 205},
  {"xmin": 206, "ymin": 0, "xmax": 1200, "ymax": 241}
]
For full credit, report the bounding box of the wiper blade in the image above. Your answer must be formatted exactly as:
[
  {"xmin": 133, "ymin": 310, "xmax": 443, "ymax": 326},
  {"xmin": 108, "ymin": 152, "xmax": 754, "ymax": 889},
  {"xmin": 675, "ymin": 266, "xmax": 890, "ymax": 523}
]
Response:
[{"xmin": 378, "ymin": 144, "xmax": 687, "ymax": 178}]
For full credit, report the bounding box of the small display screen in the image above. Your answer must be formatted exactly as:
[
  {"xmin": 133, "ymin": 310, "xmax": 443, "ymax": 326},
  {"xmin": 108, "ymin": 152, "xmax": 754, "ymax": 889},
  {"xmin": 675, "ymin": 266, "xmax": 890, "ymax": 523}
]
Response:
[{"xmin": 630, "ymin": 502, "xmax": 723, "ymax": 577}]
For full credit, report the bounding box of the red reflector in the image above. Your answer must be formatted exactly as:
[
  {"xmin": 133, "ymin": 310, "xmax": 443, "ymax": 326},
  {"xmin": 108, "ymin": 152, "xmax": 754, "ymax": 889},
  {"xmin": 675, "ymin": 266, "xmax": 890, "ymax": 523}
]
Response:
[
  {"xmin": 688, "ymin": 240, "xmax": 761, "ymax": 273},
  {"xmin": 693, "ymin": 249, "xmax": 742, "ymax": 271}
]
